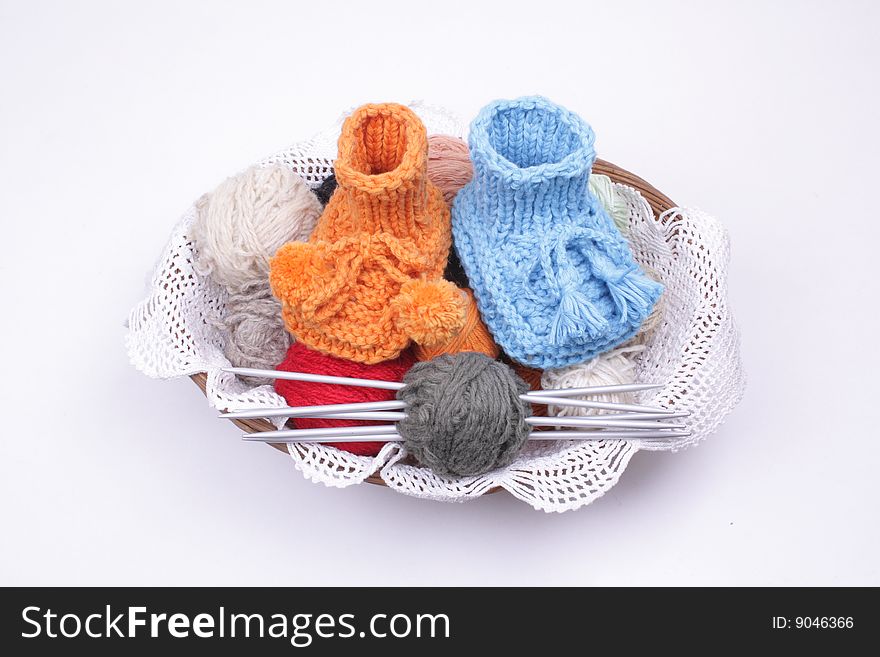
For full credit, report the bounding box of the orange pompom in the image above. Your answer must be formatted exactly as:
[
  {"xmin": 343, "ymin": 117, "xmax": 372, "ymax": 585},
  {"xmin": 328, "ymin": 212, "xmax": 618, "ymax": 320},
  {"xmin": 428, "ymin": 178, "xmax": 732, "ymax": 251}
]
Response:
[
  {"xmin": 268, "ymin": 242, "xmax": 332, "ymax": 304},
  {"xmin": 392, "ymin": 278, "xmax": 467, "ymax": 347}
]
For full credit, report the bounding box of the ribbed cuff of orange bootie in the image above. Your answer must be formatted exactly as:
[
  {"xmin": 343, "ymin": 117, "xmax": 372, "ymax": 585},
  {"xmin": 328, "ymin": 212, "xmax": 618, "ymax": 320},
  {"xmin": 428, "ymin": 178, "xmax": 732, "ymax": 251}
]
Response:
[{"xmin": 332, "ymin": 103, "xmax": 430, "ymax": 238}]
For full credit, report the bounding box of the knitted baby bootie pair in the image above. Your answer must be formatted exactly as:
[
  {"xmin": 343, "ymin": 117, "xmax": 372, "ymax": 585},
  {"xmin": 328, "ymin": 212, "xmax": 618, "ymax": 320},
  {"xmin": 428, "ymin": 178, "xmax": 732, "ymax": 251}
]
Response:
[
  {"xmin": 453, "ymin": 96, "xmax": 662, "ymax": 369},
  {"xmin": 270, "ymin": 103, "xmax": 466, "ymax": 365}
]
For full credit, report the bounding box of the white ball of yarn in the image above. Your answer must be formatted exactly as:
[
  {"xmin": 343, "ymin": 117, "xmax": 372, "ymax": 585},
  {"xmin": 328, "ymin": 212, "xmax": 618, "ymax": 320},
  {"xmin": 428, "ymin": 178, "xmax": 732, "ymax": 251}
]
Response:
[
  {"xmin": 540, "ymin": 345, "xmax": 645, "ymax": 417},
  {"xmin": 192, "ymin": 164, "xmax": 322, "ymax": 293}
]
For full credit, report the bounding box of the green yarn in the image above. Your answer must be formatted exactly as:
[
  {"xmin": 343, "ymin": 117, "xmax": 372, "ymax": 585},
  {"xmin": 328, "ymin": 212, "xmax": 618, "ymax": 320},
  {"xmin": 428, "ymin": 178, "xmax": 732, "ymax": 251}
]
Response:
[{"xmin": 589, "ymin": 174, "xmax": 630, "ymax": 234}]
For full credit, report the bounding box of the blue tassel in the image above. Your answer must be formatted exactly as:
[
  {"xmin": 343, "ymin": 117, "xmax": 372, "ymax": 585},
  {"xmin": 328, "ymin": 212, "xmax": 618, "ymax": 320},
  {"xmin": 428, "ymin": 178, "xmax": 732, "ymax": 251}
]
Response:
[
  {"xmin": 551, "ymin": 286, "xmax": 608, "ymax": 344},
  {"xmin": 606, "ymin": 271, "xmax": 663, "ymax": 324}
]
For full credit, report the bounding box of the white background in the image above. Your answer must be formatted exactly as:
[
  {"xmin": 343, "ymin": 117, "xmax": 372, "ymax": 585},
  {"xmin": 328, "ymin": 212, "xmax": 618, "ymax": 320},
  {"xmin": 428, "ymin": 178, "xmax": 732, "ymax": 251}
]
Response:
[{"xmin": 1, "ymin": 0, "xmax": 878, "ymax": 586}]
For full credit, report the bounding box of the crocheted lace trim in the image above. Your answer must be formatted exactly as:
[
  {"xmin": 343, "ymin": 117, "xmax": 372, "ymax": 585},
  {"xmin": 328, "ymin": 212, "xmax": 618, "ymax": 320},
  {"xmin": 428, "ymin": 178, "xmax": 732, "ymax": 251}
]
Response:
[{"xmin": 126, "ymin": 103, "xmax": 744, "ymax": 513}]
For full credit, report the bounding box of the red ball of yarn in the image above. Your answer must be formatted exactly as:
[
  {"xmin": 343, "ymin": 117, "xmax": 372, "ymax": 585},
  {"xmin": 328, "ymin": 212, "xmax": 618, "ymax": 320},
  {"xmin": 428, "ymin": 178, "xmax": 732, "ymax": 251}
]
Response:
[{"xmin": 274, "ymin": 341, "xmax": 415, "ymax": 456}]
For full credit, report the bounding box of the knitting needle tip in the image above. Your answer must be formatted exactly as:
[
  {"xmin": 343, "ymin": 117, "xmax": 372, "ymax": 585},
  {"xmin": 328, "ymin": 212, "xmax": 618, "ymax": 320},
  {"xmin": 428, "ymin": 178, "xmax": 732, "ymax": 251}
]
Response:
[
  {"xmin": 520, "ymin": 394, "xmax": 672, "ymax": 415},
  {"xmin": 243, "ymin": 433, "xmax": 402, "ymax": 444},
  {"xmin": 220, "ymin": 399, "xmax": 406, "ymax": 419},
  {"xmin": 532, "ymin": 382, "xmax": 664, "ymax": 397},
  {"xmin": 530, "ymin": 429, "xmax": 691, "ymax": 440},
  {"xmin": 221, "ymin": 367, "xmax": 405, "ymax": 391}
]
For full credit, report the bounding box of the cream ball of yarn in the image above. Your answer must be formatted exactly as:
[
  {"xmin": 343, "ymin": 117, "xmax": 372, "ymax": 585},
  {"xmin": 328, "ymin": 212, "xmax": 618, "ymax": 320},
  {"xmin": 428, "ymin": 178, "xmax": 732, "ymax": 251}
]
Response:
[
  {"xmin": 540, "ymin": 345, "xmax": 646, "ymax": 417},
  {"xmin": 192, "ymin": 164, "xmax": 322, "ymax": 293}
]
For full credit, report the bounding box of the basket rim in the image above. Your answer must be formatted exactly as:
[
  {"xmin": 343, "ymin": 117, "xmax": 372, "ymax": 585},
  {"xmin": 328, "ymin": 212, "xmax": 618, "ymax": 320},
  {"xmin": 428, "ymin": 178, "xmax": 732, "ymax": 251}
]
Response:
[{"xmin": 192, "ymin": 157, "xmax": 677, "ymax": 487}]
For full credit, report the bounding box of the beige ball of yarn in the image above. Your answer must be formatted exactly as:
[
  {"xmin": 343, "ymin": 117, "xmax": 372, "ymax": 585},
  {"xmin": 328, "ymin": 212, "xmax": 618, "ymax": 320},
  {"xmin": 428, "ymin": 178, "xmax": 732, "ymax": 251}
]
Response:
[
  {"xmin": 192, "ymin": 164, "xmax": 322, "ymax": 293},
  {"xmin": 540, "ymin": 345, "xmax": 645, "ymax": 417},
  {"xmin": 427, "ymin": 135, "xmax": 473, "ymax": 205}
]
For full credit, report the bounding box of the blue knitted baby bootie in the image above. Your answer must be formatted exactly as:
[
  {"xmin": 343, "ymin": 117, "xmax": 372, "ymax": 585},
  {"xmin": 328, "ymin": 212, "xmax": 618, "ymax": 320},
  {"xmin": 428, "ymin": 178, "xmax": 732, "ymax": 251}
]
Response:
[{"xmin": 452, "ymin": 96, "xmax": 662, "ymax": 369}]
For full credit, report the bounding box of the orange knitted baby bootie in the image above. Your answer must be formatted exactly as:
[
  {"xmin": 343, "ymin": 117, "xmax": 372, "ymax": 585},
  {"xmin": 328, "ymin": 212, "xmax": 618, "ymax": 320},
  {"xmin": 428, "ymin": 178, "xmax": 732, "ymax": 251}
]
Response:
[{"xmin": 270, "ymin": 103, "xmax": 466, "ymax": 364}]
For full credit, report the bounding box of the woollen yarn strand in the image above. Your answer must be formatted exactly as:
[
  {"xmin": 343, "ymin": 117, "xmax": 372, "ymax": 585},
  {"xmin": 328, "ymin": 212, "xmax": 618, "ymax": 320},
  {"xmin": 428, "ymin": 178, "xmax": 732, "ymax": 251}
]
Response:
[
  {"xmin": 313, "ymin": 174, "xmax": 338, "ymax": 206},
  {"xmin": 396, "ymin": 353, "xmax": 531, "ymax": 478},
  {"xmin": 274, "ymin": 341, "xmax": 416, "ymax": 456},
  {"xmin": 414, "ymin": 289, "xmax": 499, "ymax": 361},
  {"xmin": 540, "ymin": 345, "xmax": 646, "ymax": 417},
  {"xmin": 192, "ymin": 164, "xmax": 322, "ymax": 293},
  {"xmin": 427, "ymin": 135, "xmax": 473, "ymax": 206}
]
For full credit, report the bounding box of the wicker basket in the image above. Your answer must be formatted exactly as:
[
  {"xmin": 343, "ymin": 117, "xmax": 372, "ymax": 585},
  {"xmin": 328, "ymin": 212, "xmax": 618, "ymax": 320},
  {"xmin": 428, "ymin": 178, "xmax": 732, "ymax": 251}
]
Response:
[
  {"xmin": 189, "ymin": 157, "xmax": 677, "ymax": 487},
  {"xmin": 128, "ymin": 102, "xmax": 743, "ymax": 511}
]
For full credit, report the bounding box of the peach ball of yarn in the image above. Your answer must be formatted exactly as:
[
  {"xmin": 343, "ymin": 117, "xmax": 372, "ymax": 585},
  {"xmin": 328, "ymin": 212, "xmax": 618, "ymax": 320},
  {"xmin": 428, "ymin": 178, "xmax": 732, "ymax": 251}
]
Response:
[
  {"xmin": 414, "ymin": 289, "xmax": 499, "ymax": 361},
  {"xmin": 426, "ymin": 135, "xmax": 473, "ymax": 205}
]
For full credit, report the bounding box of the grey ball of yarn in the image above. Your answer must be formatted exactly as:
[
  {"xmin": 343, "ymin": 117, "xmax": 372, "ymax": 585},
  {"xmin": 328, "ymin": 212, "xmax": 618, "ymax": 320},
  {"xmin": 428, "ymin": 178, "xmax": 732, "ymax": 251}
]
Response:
[
  {"xmin": 220, "ymin": 286, "xmax": 291, "ymax": 383},
  {"xmin": 396, "ymin": 352, "xmax": 532, "ymax": 478}
]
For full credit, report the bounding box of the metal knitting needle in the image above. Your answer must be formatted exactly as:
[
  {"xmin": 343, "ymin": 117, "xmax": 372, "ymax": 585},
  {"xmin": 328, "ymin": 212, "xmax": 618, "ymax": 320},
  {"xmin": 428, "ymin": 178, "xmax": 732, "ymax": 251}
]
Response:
[
  {"xmin": 222, "ymin": 374, "xmax": 670, "ymax": 416},
  {"xmin": 327, "ymin": 410, "xmax": 688, "ymax": 422},
  {"xmin": 223, "ymin": 367, "xmax": 661, "ymax": 398},
  {"xmin": 243, "ymin": 429, "xmax": 691, "ymax": 443},
  {"xmin": 222, "ymin": 368, "xmax": 405, "ymax": 391},
  {"xmin": 528, "ymin": 430, "xmax": 691, "ymax": 440},
  {"xmin": 527, "ymin": 382, "xmax": 664, "ymax": 396},
  {"xmin": 250, "ymin": 434, "xmax": 402, "ymax": 444},
  {"xmin": 224, "ymin": 404, "xmax": 689, "ymax": 423},
  {"xmin": 302, "ymin": 411, "xmax": 408, "ymax": 421},
  {"xmin": 247, "ymin": 424, "xmax": 399, "ymax": 440},
  {"xmin": 526, "ymin": 417, "xmax": 686, "ymax": 430},
  {"xmin": 565, "ymin": 410, "xmax": 690, "ymax": 421},
  {"xmin": 520, "ymin": 394, "xmax": 671, "ymax": 414},
  {"xmin": 235, "ymin": 410, "xmax": 689, "ymax": 425},
  {"xmin": 309, "ymin": 412, "xmax": 681, "ymax": 424},
  {"xmin": 248, "ymin": 413, "xmax": 684, "ymax": 429},
  {"xmin": 221, "ymin": 400, "xmax": 406, "ymax": 419},
  {"xmin": 222, "ymin": 396, "xmax": 673, "ymax": 420}
]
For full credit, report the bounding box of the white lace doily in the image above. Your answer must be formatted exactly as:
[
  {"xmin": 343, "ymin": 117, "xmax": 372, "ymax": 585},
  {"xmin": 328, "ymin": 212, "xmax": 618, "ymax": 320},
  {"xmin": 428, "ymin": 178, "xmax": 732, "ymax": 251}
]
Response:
[{"xmin": 126, "ymin": 103, "xmax": 744, "ymax": 513}]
